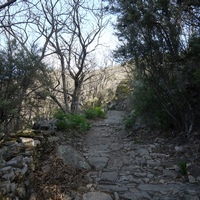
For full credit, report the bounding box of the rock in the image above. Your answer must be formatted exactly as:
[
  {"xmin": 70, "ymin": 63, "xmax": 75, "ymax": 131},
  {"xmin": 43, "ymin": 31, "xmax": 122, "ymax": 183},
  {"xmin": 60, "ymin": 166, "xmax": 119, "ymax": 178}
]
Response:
[
  {"xmin": 88, "ymin": 157, "xmax": 109, "ymax": 170},
  {"xmin": 57, "ymin": 145, "xmax": 91, "ymax": 170},
  {"xmin": 41, "ymin": 164, "xmax": 51, "ymax": 174},
  {"xmin": 98, "ymin": 184, "xmax": 128, "ymax": 192},
  {"xmin": 188, "ymin": 175, "xmax": 196, "ymax": 183},
  {"xmin": 146, "ymin": 159, "xmax": 161, "ymax": 166},
  {"xmin": 18, "ymin": 137, "xmax": 40, "ymax": 149},
  {"xmin": 137, "ymin": 148, "xmax": 149, "ymax": 156},
  {"xmin": 101, "ymin": 172, "xmax": 118, "ymax": 182},
  {"xmin": 83, "ymin": 192, "xmax": 112, "ymax": 200},
  {"xmin": 6, "ymin": 155, "xmax": 24, "ymax": 168},
  {"xmin": 163, "ymin": 169, "xmax": 177, "ymax": 178},
  {"xmin": 121, "ymin": 190, "xmax": 151, "ymax": 200},
  {"xmin": 175, "ymin": 146, "xmax": 184, "ymax": 152},
  {"xmin": 134, "ymin": 172, "xmax": 147, "ymax": 177},
  {"xmin": 183, "ymin": 195, "xmax": 200, "ymax": 200},
  {"xmin": 0, "ymin": 166, "xmax": 14, "ymax": 181},
  {"xmin": 114, "ymin": 192, "xmax": 120, "ymax": 200},
  {"xmin": 15, "ymin": 129, "xmax": 36, "ymax": 137},
  {"xmin": 196, "ymin": 176, "xmax": 200, "ymax": 182},
  {"xmin": 32, "ymin": 118, "xmax": 57, "ymax": 131}
]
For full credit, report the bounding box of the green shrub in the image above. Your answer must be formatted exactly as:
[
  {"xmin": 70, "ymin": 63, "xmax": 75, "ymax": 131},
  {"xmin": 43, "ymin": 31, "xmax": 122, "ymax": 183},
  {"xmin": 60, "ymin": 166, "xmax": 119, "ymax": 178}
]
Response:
[
  {"xmin": 84, "ymin": 107, "xmax": 106, "ymax": 119},
  {"xmin": 124, "ymin": 111, "xmax": 137, "ymax": 129},
  {"xmin": 53, "ymin": 109, "xmax": 90, "ymax": 132},
  {"xmin": 53, "ymin": 109, "xmax": 66, "ymax": 120},
  {"xmin": 128, "ymin": 79, "xmax": 173, "ymax": 130},
  {"xmin": 178, "ymin": 161, "xmax": 187, "ymax": 175}
]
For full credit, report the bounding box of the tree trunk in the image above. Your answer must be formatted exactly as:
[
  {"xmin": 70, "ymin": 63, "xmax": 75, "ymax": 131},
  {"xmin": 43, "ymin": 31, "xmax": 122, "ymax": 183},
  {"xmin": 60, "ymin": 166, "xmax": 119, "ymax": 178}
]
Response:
[
  {"xmin": 60, "ymin": 56, "xmax": 70, "ymax": 113},
  {"xmin": 71, "ymin": 81, "xmax": 82, "ymax": 114}
]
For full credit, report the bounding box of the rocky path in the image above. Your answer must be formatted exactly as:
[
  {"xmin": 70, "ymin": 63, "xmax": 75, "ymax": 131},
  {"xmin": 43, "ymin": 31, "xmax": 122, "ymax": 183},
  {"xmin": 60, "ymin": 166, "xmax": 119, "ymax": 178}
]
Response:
[{"xmin": 81, "ymin": 111, "xmax": 200, "ymax": 200}]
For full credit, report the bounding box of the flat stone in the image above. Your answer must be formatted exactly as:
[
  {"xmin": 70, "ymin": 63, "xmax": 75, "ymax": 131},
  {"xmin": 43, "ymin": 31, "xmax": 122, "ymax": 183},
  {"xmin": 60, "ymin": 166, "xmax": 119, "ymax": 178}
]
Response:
[
  {"xmin": 101, "ymin": 172, "xmax": 118, "ymax": 182},
  {"xmin": 109, "ymin": 143, "xmax": 123, "ymax": 151},
  {"xmin": 163, "ymin": 169, "xmax": 177, "ymax": 178},
  {"xmin": 83, "ymin": 192, "xmax": 112, "ymax": 200},
  {"xmin": 99, "ymin": 184, "xmax": 128, "ymax": 192},
  {"xmin": 121, "ymin": 191, "xmax": 151, "ymax": 200},
  {"xmin": 134, "ymin": 172, "xmax": 147, "ymax": 177},
  {"xmin": 137, "ymin": 148, "xmax": 149, "ymax": 156},
  {"xmin": 138, "ymin": 184, "xmax": 200, "ymax": 192},
  {"xmin": 150, "ymin": 153, "xmax": 167, "ymax": 158},
  {"xmin": 139, "ymin": 184, "xmax": 179, "ymax": 191},
  {"xmin": 183, "ymin": 195, "xmax": 200, "ymax": 200},
  {"xmin": 107, "ymin": 157, "xmax": 123, "ymax": 169},
  {"xmin": 118, "ymin": 175, "xmax": 138, "ymax": 183},
  {"xmin": 146, "ymin": 160, "xmax": 161, "ymax": 166},
  {"xmin": 88, "ymin": 157, "xmax": 109, "ymax": 170}
]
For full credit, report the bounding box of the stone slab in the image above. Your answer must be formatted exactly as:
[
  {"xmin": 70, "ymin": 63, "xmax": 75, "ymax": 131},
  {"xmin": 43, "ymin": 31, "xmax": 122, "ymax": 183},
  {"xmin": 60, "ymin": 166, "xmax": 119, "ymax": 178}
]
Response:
[
  {"xmin": 101, "ymin": 171, "xmax": 118, "ymax": 182},
  {"xmin": 98, "ymin": 184, "xmax": 128, "ymax": 192},
  {"xmin": 88, "ymin": 157, "xmax": 109, "ymax": 170},
  {"xmin": 83, "ymin": 192, "xmax": 112, "ymax": 200}
]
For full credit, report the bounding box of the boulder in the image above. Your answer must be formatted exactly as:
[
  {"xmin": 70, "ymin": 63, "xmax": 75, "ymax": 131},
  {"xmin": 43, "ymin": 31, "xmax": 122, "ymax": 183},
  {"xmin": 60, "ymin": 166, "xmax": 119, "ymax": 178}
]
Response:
[
  {"xmin": 57, "ymin": 145, "xmax": 91, "ymax": 170},
  {"xmin": 32, "ymin": 118, "xmax": 57, "ymax": 131}
]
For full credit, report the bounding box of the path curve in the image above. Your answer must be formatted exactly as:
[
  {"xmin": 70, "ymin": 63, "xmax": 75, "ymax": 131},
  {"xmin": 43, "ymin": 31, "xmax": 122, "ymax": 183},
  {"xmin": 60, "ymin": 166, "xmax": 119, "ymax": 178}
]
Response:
[{"xmin": 81, "ymin": 110, "xmax": 200, "ymax": 200}]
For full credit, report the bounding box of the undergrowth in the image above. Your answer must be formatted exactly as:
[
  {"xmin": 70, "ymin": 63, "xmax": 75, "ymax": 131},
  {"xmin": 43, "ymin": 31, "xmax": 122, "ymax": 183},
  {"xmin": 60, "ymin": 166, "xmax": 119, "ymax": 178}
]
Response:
[
  {"xmin": 83, "ymin": 107, "xmax": 106, "ymax": 119},
  {"xmin": 53, "ymin": 109, "xmax": 90, "ymax": 133}
]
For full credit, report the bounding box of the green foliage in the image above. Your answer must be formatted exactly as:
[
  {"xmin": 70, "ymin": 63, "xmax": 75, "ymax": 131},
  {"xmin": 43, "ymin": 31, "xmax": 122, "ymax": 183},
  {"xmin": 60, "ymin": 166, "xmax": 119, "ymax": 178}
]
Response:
[
  {"xmin": 0, "ymin": 40, "xmax": 50, "ymax": 132},
  {"xmin": 115, "ymin": 79, "xmax": 131, "ymax": 100},
  {"xmin": 106, "ymin": 0, "xmax": 200, "ymax": 134},
  {"xmin": 83, "ymin": 107, "xmax": 106, "ymax": 119},
  {"xmin": 129, "ymin": 79, "xmax": 171, "ymax": 130},
  {"xmin": 178, "ymin": 161, "xmax": 187, "ymax": 175},
  {"xmin": 124, "ymin": 111, "xmax": 137, "ymax": 129},
  {"xmin": 53, "ymin": 109, "xmax": 90, "ymax": 133},
  {"xmin": 53, "ymin": 109, "xmax": 66, "ymax": 120}
]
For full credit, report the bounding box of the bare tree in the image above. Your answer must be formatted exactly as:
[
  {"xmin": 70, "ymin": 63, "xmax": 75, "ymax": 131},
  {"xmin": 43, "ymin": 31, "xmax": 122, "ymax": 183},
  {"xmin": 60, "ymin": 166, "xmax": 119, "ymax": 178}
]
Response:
[
  {"xmin": 37, "ymin": 0, "xmax": 108, "ymax": 113},
  {"xmin": 0, "ymin": 0, "xmax": 108, "ymax": 116},
  {"xmin": 0, "ymin": 0, "xmax": 17, "ymax": 10}
]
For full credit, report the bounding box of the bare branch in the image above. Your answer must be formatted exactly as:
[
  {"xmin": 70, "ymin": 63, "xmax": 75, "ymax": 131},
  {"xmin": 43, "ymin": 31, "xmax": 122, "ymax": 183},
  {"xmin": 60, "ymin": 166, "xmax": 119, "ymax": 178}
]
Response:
[{"xmin": 0, "ymin": 0, "xmax": 17, "ymax": 10}]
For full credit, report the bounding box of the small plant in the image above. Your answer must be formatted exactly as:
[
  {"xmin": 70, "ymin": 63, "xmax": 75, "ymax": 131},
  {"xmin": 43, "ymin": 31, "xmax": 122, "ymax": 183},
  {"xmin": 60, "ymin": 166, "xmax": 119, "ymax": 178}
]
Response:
[
  {"xmin": 53, "ymin": 109, "xmax": 90, "ymax": 133},
  {"xmin": 178, "ymin": 161, "xmax": 187, "ymax": 175},
  {"xmin": 84, "ymin": 107, "xmax": 106, "ymax": 119}
]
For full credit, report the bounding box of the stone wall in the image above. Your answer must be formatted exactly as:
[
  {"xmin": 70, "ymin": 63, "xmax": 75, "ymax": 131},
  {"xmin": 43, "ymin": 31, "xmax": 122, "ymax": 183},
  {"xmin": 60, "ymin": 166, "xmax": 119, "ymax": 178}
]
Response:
[{"xmin": 0, "ymin": 130, "xmax": 50, "ymax": 200}]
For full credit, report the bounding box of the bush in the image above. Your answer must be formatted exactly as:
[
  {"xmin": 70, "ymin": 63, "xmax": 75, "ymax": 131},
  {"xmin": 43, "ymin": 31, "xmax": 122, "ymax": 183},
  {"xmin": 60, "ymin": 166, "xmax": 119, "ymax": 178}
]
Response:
[
  {"xmin": 83, "ymin": 107, "xmax": 106, "ymax": 119},
  {"xmin": 128, "ymin": 79, "xmax": 172, "ymax": 131},
  {"xmin": 124, "ymin": 110, "xmax": 137, "ymax": 129},
  {"xmin": 53, "ymin": 109, "xmax": 90, "ymax": 132}
]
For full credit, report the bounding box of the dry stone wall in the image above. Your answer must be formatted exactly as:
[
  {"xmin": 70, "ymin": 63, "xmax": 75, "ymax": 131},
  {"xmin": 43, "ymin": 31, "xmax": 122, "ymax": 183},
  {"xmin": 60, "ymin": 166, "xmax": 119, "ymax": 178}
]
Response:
[{"xmin": 0, "ymin": 130, "xmax": 51, "ymax": 200}]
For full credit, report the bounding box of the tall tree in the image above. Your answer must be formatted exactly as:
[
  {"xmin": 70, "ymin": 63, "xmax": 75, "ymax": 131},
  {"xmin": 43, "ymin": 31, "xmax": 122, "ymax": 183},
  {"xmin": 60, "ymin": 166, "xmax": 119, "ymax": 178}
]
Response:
[{"xmin": 106, "ymin": 0, "xmax": 200, "ymax": 134}]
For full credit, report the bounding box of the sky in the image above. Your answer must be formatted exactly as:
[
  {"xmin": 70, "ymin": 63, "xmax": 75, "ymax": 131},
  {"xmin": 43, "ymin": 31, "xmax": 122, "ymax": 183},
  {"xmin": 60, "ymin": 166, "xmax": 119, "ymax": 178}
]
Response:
[
  {"xmin": 0, "ymin": 0, "xmax": 119, "ymax": 67},
  {"xmin": 94, "ymin": 18, "xmax": 119, "ymax": 67}
]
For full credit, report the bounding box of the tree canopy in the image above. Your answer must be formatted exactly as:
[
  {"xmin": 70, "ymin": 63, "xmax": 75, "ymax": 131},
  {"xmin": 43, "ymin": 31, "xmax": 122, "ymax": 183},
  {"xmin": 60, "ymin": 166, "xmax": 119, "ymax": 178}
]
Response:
[{"xmin": 105, "ymin": 0, "xmax": 200, "ymax": 134}]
